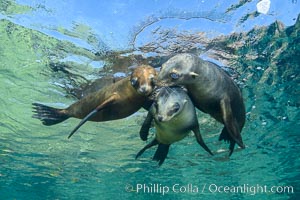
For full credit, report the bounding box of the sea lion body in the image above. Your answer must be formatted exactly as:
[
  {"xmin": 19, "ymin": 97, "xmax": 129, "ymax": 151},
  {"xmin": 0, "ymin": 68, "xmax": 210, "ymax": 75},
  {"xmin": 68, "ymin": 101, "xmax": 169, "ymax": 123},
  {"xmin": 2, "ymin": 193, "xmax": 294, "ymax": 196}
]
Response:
[
  {"xmin": 136, "ymin": 87, "xmax": 213, "ymax": 166},
  {"xmin": 157, "ymin": 53, "xmax": 246, "ymax": 155},
  {"xmin": 33, "ymin": 65, "xmax": 157, "ymax": 137},
  {"xmin": 64, "ymin": 77, "xmax": 145, "ymax": 121},
  {"xmin": 153, "ymin": 87, "xmax": 197, "ymax": 144}
]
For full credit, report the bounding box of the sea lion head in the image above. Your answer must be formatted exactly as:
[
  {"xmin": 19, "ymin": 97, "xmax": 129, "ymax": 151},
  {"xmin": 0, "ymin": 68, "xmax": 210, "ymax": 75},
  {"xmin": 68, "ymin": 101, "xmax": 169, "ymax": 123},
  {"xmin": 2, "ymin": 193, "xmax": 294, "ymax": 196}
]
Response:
[
  {"xmin": 130, "ymin": 65, "xmax": 158, "ymax": 96},
  {"xmin": 157, "ymin": 53, "xmax": 199, "ymax": 86},
  {"xmin": 151, "ymin": 87, "xmax": 187, "ymax": 122}
]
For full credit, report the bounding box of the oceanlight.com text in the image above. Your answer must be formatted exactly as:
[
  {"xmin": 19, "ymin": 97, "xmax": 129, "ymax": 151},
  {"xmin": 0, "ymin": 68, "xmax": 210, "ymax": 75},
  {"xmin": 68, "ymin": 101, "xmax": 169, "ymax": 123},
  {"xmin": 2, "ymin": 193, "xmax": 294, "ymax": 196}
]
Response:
[{"xmin": 125, "ymin": 183, "xmax": 294, "ymax": 196}]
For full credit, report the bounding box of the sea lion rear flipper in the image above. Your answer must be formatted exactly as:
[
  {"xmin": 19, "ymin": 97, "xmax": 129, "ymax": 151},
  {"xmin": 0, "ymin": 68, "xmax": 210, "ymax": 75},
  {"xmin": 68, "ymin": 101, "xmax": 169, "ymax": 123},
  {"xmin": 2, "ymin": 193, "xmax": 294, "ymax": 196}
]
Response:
[
  {"xmin": 193, "ymin": 126, "xmax": 213, "ymax": 156},
  {"xmin": 219, "ymin": 127, "xmax": 236, "ymax": 156},
  {"xmin": 139, "ymin": 112, "xmax": 153, "ymax": 141},
  {"xmin": 135, "ymin": 139, "xmax": 158, "ymax": 159},
  {"xmin": 68, "ymin": 94, "xmax": 118, "ymax": 139},
  {"xmin": 220, "ymin": 97, "xmax": 245, "ymax": 151},
  {"xmin": 32, "ymin": 103, "xmax": 69, "ymax": 125},
  {"xmin": 153, "ymin": 143, "xmax": 170, "ymax": 166}
]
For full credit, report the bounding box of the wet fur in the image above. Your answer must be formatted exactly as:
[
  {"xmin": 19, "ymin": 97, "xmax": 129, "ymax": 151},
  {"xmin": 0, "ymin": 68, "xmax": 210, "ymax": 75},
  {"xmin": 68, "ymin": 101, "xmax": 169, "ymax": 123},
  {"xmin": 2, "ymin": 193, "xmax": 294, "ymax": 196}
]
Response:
[
  {"xmin": 157, "ymin": 53, "xmax": 246, "ymax": 156},
  {"xmin": 33, "ymin": 65, "xmax": 157, "ymax": 138},
  {"xmin": 136, "ymin": 87, "xmax": 213, "ymax": 166}
]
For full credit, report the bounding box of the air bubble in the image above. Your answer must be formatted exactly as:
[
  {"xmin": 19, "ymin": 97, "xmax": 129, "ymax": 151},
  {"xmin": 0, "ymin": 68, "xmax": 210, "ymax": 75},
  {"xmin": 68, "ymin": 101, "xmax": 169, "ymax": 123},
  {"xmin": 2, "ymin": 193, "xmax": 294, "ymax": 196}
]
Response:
[{"xmin": 256, "ymin": 0, "xmax": 271, "ymax": 15}]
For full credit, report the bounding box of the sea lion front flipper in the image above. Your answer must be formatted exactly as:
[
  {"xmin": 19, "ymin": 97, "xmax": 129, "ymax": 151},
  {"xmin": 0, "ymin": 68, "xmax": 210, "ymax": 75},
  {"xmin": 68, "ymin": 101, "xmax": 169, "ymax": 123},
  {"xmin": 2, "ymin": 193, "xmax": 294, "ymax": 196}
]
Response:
[
  {"xmin": 220, "ymin": 97, "xmax": 245, "ymax": 151},
  {"xmin": 135, "ymin": 139, "xmax": 158, "ymax": 159},
  {"xmin": 68, "ymin": 93, "xmax": 118, "ymax": 139},
  {"xmin": 193, "ymin": 126, "xmax": 213, "ymax": 156},
  {"xmin": 153, "ymin": 143, "xmax": 170, "ymax": 166},
  {"xmin": 139, "ymin": 111, "xmax": 153, "ymax": 141}
]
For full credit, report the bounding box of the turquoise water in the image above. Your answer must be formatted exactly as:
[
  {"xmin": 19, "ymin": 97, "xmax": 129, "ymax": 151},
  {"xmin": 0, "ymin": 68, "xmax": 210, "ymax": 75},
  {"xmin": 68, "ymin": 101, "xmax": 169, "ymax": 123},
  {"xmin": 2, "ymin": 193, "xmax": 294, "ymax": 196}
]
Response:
[{"xmin": 0, "ymin": 1, "xmax": 299, "ymax": 199}]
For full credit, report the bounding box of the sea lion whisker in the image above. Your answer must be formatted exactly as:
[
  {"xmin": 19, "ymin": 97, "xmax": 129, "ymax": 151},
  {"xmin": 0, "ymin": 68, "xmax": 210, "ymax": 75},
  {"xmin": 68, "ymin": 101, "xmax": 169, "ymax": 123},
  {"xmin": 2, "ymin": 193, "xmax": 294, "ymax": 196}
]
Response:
[{"xmin": 165, "ymin": 86, "xmax": 174, "ymax": 96}]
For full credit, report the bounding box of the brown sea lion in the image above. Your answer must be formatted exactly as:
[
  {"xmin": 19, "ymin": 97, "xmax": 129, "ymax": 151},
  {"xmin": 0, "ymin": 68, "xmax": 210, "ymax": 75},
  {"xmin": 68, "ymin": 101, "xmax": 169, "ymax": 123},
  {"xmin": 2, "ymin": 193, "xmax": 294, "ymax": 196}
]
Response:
[
  {"xmin": 135, "ymin": 86, "xmax": 213, "ymax": 166},
  {"xmin": 156, "ymin": 53, "xmax": 246, "ymax": 156},
  {"xmin": 32, "ymin": 65, "xmax": 158, "ymax": 138}
]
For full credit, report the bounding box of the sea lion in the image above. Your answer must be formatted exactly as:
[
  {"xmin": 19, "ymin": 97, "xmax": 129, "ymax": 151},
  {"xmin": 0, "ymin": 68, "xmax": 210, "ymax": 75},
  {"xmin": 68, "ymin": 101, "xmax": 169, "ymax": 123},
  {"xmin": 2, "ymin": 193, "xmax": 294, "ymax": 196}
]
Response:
[
  {"xmin": 135, "ymin": 86, "xmax": 213, "ymax": 166},
  {"xmin": 32, "ymin": 65, "xmax": 158, "ymax": 138},
  {"xmin": 156, "ymin": 53, "xmax": 246, "ymax": 156}
]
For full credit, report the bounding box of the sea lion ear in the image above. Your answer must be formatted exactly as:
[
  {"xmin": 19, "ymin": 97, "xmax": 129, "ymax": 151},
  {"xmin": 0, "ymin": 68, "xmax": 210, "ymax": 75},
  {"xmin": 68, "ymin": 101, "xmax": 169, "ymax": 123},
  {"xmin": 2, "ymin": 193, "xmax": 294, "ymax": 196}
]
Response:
[
  {"xmin": 128, "ymin": 64, "xmax": 138, "ymax": 74},
  {"xmin": 129, "ymin": 64, "xmax": 138, "ymax": 70},
  {"xmin": 189, "ymin": 72, "xmax": 199, "ymax": 79}
]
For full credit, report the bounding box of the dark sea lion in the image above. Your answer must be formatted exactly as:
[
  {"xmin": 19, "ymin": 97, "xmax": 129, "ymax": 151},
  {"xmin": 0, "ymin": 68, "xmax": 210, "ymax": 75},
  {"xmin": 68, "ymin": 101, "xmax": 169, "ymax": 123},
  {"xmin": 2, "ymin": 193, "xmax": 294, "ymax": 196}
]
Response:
[
  {"xmin": 156, "ymin": 53, "xmax": 246, "ymax": 156},
  {"xmin": 135, "ymin": 86, "xmax": 213, "ymax": 166},
  {"xmin": 32, "ymin": 65, "xmax": 158, "ymax": 138}
]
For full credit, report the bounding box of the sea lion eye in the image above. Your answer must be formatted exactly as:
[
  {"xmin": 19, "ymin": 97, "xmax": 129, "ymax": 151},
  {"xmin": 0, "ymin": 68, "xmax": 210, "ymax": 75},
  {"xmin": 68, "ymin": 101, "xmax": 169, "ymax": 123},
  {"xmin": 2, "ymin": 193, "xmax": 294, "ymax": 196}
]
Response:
[
  {"xmin": 149, "ymin": 74, "xmax": 155, "ymax": 84},
  {"xmin": 167, "ymin": 102, "xmax": 180, "ymax": 116},
  {"xmin": 172, "ymin": 103, "xmax": 180, "ymax": 113},
  {"xmin": 131, "ymin": 77, "xmax": 138, "ymax": 86},
  {"xmin": 170, "ymin": 72, "xmax": 180, "ymax": 80}
]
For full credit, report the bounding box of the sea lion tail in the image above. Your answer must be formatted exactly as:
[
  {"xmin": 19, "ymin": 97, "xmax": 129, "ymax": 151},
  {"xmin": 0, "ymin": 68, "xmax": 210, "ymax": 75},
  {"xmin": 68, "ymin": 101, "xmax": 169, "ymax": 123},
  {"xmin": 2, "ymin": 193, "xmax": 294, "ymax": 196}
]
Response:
[
  {"xmin": 153, "ymin": 144, "xmax": 170, "ymax": 166},
  {"xmin": 32, "ymin": 103, "xmax": 69, "ymax": 125}
]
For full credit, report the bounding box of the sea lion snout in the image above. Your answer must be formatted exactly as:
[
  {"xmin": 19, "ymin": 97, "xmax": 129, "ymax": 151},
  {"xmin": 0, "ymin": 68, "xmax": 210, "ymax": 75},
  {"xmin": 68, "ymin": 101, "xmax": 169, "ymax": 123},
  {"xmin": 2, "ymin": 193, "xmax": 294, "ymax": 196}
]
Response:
[{"xmin": 137, "ymin": 84, "xmax": 152, "ymax": 96}]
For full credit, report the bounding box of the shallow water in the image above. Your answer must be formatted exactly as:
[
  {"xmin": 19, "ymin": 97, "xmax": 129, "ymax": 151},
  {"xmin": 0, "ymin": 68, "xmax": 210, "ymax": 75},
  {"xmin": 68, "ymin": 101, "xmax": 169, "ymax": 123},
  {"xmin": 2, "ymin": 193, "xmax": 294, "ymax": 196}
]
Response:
[{"xmin": 0, "ymin": 0, "xmax": 299, "ymax": 199}]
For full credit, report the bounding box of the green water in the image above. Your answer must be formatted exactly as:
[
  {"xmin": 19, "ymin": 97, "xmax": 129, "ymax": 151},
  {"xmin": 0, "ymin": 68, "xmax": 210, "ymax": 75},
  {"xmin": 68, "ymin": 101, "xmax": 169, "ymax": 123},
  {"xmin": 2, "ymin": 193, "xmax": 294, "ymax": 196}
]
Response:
[{"xmin": 0, "ymin": 1, "xmax": 299, "ymax": 200}]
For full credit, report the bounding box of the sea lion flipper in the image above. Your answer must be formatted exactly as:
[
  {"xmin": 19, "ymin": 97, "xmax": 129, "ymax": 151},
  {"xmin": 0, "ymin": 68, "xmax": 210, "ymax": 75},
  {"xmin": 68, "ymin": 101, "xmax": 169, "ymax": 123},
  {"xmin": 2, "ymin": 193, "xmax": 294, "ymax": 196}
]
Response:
[
  {"xmin": 220, "ymin": 97, "xmax": 245, "ymax": 150},
  {"xmin": 68, "ymin": 94, "xmax": 117, "ymax": 139},
  {"xmin": 219, "ymin": 127, "xmax": 236, "ymax": 156},
  {"xmin": 32, "ymin": 103, "xmax": 69, "ymax": 125},
  {"xmin": 139, "ymin": 112, "xmax": 153, "ymax": 141},
  {"xmin": 193, "ymin": 126, "xmax": 213, "ymax": 156},
  {"xmin": 136, "ymin": 139, "xmax": 158, "ymax": 159},
  {"xmin": 153, "ymin": 143, "xmax": 170, "ymax": 166},
  {"xmin": 229, "ymin": 140, "xmax": 236, "ymax": 156}
]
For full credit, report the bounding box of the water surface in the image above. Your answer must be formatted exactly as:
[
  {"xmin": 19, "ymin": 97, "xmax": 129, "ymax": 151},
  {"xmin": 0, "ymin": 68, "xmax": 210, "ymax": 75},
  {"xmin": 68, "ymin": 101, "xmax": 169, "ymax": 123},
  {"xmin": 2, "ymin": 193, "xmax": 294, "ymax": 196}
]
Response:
[{"xmin": 0, "ymin": 0, "xmax": 299, "ymax": 199}]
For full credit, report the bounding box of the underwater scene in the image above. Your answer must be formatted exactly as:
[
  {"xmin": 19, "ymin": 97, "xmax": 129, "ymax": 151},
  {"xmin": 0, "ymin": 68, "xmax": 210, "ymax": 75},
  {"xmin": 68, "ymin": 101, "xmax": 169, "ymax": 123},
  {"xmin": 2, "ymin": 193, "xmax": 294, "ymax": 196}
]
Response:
[{"xmin": 0, "ymin": 0, "xmax": 299, "ymax": 199}]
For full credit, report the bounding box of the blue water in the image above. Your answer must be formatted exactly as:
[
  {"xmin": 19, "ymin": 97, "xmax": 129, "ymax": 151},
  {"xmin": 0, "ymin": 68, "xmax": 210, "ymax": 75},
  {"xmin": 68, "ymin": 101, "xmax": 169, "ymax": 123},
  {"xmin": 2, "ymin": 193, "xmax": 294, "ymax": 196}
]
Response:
[{"xmin": 0, "ymin": 0, "xmax": 299, "ymax": 199}]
